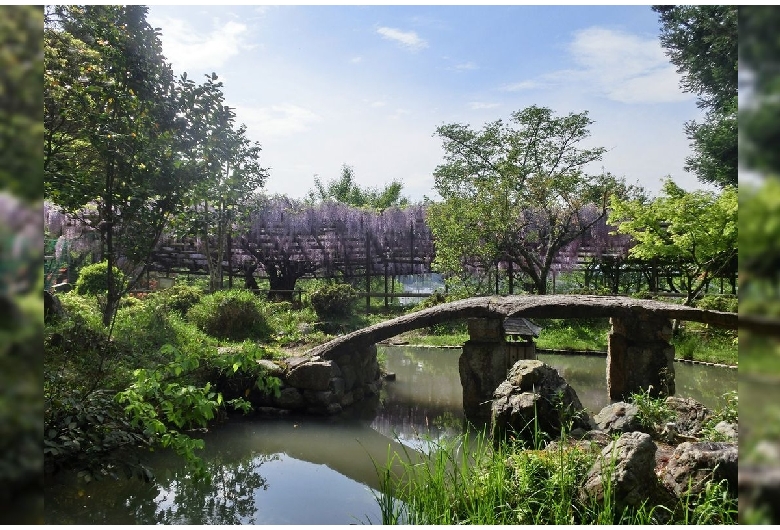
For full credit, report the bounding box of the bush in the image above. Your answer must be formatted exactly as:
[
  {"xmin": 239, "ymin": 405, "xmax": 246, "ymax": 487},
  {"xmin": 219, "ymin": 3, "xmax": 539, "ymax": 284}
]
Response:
[
  {"xmin": 695, "ymin": 294, "xmax": 737, "ymax": 313},
  {"xmin": 309, "ymin": 283, "xmax": 357, "ymax": 318},
  {"xmin": 146, "ymin": 284, "xmax": 204, "ymax": 315},
  {"xmin": 409, "ymin": 291, "xmax": 450, "ymax": 312},
  {"xmin": 74, "ymin": 261, "xmax": 126, "ymax": 296},
  {"xmin": 114, "ymin": 299, "xmax": 216, "ymax": 366},
  {"xmin": 186, "ymin": 289, "xmax": 273, "ymax": 342}
]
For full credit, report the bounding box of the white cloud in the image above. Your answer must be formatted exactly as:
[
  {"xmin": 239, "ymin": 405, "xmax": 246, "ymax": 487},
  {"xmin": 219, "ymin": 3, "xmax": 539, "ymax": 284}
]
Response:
[
  {"xmin": 469, "ymin": 101, "xmax": 500, "ymax": 110},
  {"xmin": 234, "ymin": 103, "xmax": 322, "ymax": 138},
  {"xmin": 452, "ymin": 61, "xmax": 477, "ymax": 71},
  {"xmin": 567, "ymin": 27, "xmax": 690, "ymax": 104},
  {"xmin": 376, "ymin": 26, "xmax": 428, "ymax": 51},
  {"xmin": 500, "ymin": 80, "xmax": 546, "ymax": 92},
  {"xmin": 350, "ymin": 56, "xmax": 363, "ymax": 64},
  {"xmin": 149, "ymin": 16, "xmax": 253, "ymax": 75},
  {"xmin": 500, "ymin": 27, "xmax": 692, "ymax": 105}
]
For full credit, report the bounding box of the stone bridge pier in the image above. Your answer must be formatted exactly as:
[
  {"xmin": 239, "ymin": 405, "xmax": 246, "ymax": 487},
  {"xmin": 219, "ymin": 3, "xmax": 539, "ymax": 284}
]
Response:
[
  {"xmin": 459, "ymin": 318, "xmax": 537, "ymax": 423},
  {"xmin": 460, "ymin": 313, "xmax": 677, "ymax": 423},
  {"xmin": 607, "ymin": 313, "xmax": 675, "ymax": 401}
]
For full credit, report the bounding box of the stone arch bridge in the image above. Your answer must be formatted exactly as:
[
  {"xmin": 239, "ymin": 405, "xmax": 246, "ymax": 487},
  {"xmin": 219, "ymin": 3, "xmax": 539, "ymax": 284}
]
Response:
[{"xmin": 296, "ymin": 295, "xmax": 737, "ymax": 422}]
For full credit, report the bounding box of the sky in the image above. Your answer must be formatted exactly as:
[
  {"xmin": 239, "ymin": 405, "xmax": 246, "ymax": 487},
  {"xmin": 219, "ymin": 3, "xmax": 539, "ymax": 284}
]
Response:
[{"xmin": 146, "ymin": 4, "xmax": 714, "ymax": 203}]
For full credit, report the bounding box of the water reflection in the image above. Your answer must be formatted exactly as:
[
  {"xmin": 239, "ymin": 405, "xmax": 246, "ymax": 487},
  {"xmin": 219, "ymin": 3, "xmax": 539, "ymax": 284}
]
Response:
[
  {"xmin": 44, "ymin": 345, "xmax": 738, "ymax": 524},
  {"xmin": 373, "ymin": 346, "xmax": 465, "ymax": 452}
]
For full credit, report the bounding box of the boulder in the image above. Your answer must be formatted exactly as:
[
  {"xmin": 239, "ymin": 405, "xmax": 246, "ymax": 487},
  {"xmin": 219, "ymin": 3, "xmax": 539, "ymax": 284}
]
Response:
[
  {"xmin": 286, "ymin": 359, "xmax": 340, "ymax": 391},
  {"xmin": 255, "ymin": 359, "xmax": 285, "ymax": 378},
  {"xmin": 581, "ymin": 431, "xmax": 673, "ymax": 515},
  {"xmin": 490, "ymin": 360, "xmax": 591, "ymax": 445},
  {"xmin": 44, "ymin": 290, "xmax": 62, "ymax": 323},
  {"xmin": 274, "ymin": 387, "xmax": 306, "ymax": 409},
  {"xmin": 664, "ymin": 396, "xmax": 711, "ymax": 438},
  {"xmin": 660, "ymin": 441, "xmax": 738, "ymax": 497},
  {"xmin": 593, "ymin": 402, "xmax": 645, "ymax": 434},
  {"xmin": 739, "ymin": 465, "xmax": 780, "ymax": 523},
  {"xmin": 713, "ymin": 421, "xmax": 738, "ymax": 441}
]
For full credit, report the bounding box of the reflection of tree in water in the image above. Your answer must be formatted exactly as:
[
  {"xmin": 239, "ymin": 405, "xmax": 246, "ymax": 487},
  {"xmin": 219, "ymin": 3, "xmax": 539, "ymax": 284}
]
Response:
[{"xmin": 134, "ymin": 453, "xmax": 278, "ymax": 525}]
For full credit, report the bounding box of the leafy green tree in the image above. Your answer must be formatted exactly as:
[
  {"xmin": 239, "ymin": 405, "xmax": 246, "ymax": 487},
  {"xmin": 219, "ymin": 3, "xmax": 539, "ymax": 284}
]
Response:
[
  {"xmin": 0, "ymin": 8, "xmax": 45, "ymax": 522},
  {"xmin": 307, "ymin": 163, "xmax": 408, "ymax": 210},
  {"xmin": 0, "ymin": 6, "xmax": 43, "ymax": 202},
  {"xmin": 738, "ymin": 5, "xmax": 780, "ymax": 313},
  {"xmin": 652, "ymin": 5, "xmax": 737, "ymax": 188},
  {"xmin": 428, "ymin": 105, "xmax": 614, "ymax": 295},
  {"xmin": 174, "ymin": 73, "xmax": 268, "ymax": 292},
  {"xmin": 44, "ymin": 6, "xmax": 190, "ymax": 326},
  {"xmin": 740, "ymin": 179, "xmax": 780, "ymax": 292},
  {"xmin": 739, "ymin": 6, "xmax": 780, "ymax": 178},
  {"xmin": 609, "ymin": 179, "xmax": 737, "ymax": 307}
]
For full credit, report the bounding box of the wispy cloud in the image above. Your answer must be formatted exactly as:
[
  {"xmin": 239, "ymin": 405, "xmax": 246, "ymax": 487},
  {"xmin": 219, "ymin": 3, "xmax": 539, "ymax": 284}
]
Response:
[
  {"xmin": 568, "ymin": 27, "xmax": 689, "ymax": 104},
  {"xmin": 149, "ymin": 15, "xmax": 254, "ymax": 74},
  {"xmin": 500, "ymin": 27, "xmax": 691, "ymax": 105},
  {"xmin": 451, "ymin": 61, "xmax": 477, "ymax": 71},
  {"xmin": 376, "ymin": 26, "xmax": 428, "ymax": 51},
  {"xmin": 499, "ymin": 80, "xmax": 547, "ymax": 92},
  {"xmin": 235, "ymin": 103, "xmax": 322, "ymax": 138},
  {"xmin": 469, "ymin": 101, "xmax": 500, "ymax": 110},
  {"xmin": 350, "ymin": 56, "xmax": 363, "ymax": 64}
]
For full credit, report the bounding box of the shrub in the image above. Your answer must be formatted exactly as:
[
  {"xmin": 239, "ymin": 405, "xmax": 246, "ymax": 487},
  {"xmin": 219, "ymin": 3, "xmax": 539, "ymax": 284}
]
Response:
[
  {"xmin": 629, "ymin": 388, "xmax": 674, "ymax": 432},
  {"xmin": 409, "ymin": 291, "xmax": 449, "ymax": 312},
  {"xmin": 695, "ymin": 294, "xmax": 737, "ymax": 313},
  {"xmin": 186, "ymin": 289, "xmax": 273, "ymax": 342},
  {"xmin": 146, "ymin": 284, "xmax": 204, "ymax": 315},
  {"xmin": 74, "ymin": 261, "xmax": 125, "ymax": 296},
  {"xmin": 309, "ymin": 283, "xmax": 357, "ymax": 318}
]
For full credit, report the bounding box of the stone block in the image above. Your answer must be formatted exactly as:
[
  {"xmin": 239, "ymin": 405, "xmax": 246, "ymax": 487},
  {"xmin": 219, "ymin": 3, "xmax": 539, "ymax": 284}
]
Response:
[
  {"xmin": 467, "ymin": 318, "xmax": 504, "ymax": 342},
  {"xmin": 287, "ymin": 360, "xmax": 340, "ymax": 391}
]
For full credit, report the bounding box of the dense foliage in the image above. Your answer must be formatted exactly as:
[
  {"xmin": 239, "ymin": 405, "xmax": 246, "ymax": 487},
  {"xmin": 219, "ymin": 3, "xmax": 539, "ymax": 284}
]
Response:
[
  {"xmin": 307, "ymin": 163, "xmax": 408, "ymax": 209},
  {"xmin": 309, "ymin": 283, "xmax": 358, "ymax": 318},
  {"xmin": 653, "ymin": 5, "xmax": 737, "ymax": 188},
  {"xmin": 0, "ymin": 6, "xmax": 43, "ymax": 203},
  {"xmin": 427, "ymin": 105, "xmax": 636, "ymax": 295},
  {"xmin": 186, "ymin": 289, "xmax": 273, "ymax": 342},
  {"xmin": 74, "ymin": 261, "xmax": 126, "ymax": 297},
  {"xmin": 609, "ymin": 180, "xmax": 737, "ymax": 305}
]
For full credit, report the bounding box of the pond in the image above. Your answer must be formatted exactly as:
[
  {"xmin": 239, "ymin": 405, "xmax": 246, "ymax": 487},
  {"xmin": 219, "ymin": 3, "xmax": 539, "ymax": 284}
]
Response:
[{"xmin": 44, "ymin": 346, "xmax": 738, "ymax": 524}]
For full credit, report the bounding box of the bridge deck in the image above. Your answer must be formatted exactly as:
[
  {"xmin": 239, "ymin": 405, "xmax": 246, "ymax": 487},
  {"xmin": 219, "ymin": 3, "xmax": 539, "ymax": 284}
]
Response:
[{"xmin": 306, "ymin": 294, "xmax": 738, "ymax": 360}]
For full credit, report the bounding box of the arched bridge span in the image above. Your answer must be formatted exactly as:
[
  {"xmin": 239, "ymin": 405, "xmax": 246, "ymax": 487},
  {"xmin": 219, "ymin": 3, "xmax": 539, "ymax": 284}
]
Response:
[
  {"xmin": 306, "ymin": 294, "xmax": 737, "ymax": 360},
  {"xmin": 302, "ymin": 295, "xmax": 737, "ymax": 421}
]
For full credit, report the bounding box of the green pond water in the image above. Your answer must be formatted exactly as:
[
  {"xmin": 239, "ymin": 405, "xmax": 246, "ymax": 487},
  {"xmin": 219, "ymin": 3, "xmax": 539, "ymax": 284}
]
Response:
[{"xmin": 44, "ymin": 346, "xmax": 739, "ymax": 524}]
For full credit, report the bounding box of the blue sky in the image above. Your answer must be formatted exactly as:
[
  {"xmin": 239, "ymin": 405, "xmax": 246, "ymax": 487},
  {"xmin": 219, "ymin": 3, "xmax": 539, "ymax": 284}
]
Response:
[{"xmin": 147, "ymin": 4, "xmax": 711, "ymax": 202}]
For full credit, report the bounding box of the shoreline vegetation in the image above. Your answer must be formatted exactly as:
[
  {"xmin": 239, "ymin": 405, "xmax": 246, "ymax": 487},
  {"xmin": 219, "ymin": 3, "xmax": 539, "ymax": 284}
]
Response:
[{"xmin": 44, "ymin": 282, "xmax": 740, "ymax": 523}]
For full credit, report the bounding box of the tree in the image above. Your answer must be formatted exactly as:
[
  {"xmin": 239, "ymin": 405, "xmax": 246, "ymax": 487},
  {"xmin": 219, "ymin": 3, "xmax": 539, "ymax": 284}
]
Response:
[
  {"xmin": 44, "ymin": 6, "xmax": 189, "ymax": 326},
  {"xmin": 428, "ymin": 105, "xmax": 614, "ymax": 295},
  {"xmin": 739, "ymin": 6, "xmax": 780, "ymax": 178},
  {"xmin": 174, "ymin": 73, "xmax": 268, "ymax": 292},
  {"xmin": 0, "ymin": 6, "xmax": 43, "ymax": 202},
  {"xmin": 737, "ymin": 6, "xmax": 780, "ymax": 308},
  {"xmin": 652, "ymin": 5, "xmax": 737, "ymax": 188},
  {"xmin": 307, "ymin": 164, "xmax": 408, "ymax": 210},
  {"xmin": 608, "ymin": 179, "xmax": 737, "ymax": 307}
]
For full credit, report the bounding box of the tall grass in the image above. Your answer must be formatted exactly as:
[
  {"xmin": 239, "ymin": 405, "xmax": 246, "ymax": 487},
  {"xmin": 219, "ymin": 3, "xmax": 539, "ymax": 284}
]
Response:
[{"xmin": 372, "ymin": 424, "xmax": 737, "ymax": 525}]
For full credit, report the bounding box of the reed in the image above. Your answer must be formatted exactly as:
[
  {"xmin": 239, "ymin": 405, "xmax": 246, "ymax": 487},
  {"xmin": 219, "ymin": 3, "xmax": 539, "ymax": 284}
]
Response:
[{"xmin": 372, "ymin": 418, "xmax": 737, "ymax": 524}]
